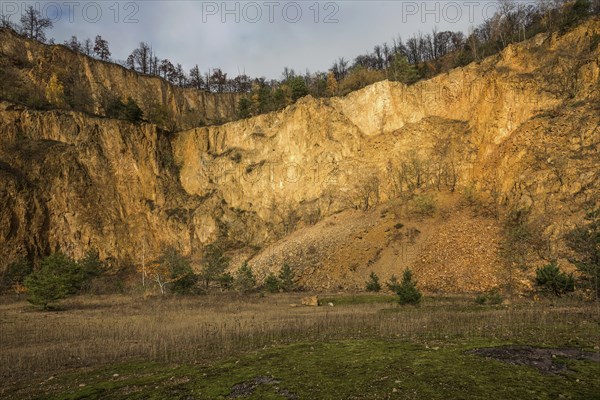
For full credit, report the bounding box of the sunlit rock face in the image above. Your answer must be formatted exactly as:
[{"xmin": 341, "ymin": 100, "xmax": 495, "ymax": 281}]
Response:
[{"xmin": 0, "ymin": 20, "xmax": 598, "ymax": 292}]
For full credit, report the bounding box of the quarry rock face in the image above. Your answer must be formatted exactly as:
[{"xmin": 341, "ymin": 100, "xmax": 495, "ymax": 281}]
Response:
[
  {"xmin": 0, "ymin": 20, "xmax": 598, "ymax": 291},
  {"xmin": 0, "ymin": 29, "xmax": 241, "ymax": 130}
]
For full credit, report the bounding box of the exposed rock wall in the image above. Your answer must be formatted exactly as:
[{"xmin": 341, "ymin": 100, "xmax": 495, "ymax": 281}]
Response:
[
  {"xmin": 0, "ymin": 19, "xmax": 598, "ymax": 282},
  {"xmin": 0, "ymin": 28, "xmax": 241, "ymax": 129}
]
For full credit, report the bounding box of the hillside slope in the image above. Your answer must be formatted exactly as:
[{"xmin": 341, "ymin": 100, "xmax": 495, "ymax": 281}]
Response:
[{"xmin": 0, "ymin": 28, "xmax": 241, "ymax": 129}]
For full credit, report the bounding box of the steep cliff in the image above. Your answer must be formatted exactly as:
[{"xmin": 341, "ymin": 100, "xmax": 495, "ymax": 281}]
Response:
[
  {"xmin": 0, "ymin": 19, "xmax": 598, "ymax": 292},
  {"xmin": 0, "ymin": 28, "xmax": 241, "ymax": 130},
  {"xmin": 174, "ymin": 19, "xmax": 599, "ymax": 242}
]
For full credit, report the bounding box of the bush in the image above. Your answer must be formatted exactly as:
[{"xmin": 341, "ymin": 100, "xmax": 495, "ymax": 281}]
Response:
[
  {"xmin": 200, "ymin": 243, "xmax": 229, "ymax": 289},
  {"xmin": 24, "ymin": 253, "xmax": 81, "ymax": 309},
  {"xmin": 123, "ymin": 97, "xmax": 143, "ymax": 122},
  {"xmin": 411, "ymin": 194, "xmax": 436, "ymax": 217},
  {"xmin": 159, "ymin": 247, "xmax": 196, "ymax": 295},
  {"xmin": 365, "ymin": 272, "xmax": 382, "ymax": 292},
  {"xmin": 278, "ymin": 264, "xmax": 295, "ymax": 292},
  {"xmin": 77, "ymin": 249, "xmax": 104, "ymax": 293},
  {"xmin": 264, "ymin": 273, "xmax": 280, "ymax": 293},
  {"xmin": 395, "ymin": 269, "xmax": 422, "ymax": 305},
  {"xmin": 1, "ymin": 258, "xmax": 32, "ymax": 293},
  {"xmin": 475, "ymin": 289, "xmax": 503, "ymax": 305},
  {"xmin": 565, "ymin": 209, "xmax": 599, "ymax": 299},
  {"xmin": 386, "ymin": 275, "xmax": 401, "ymax": 292},
  {"xmin": 105, "ymin": 96, "xmax": 143, "ymax": 123},
  {"xmin": 218, "ymin": 272, "xmax": 234, "ymax": 290},
  {"xmin": 235, "ymin": 262, "xmax": 256, "ymax": 293},
  {"xmin": 535, "ymin": 262, "xmax": 575, "ymax": 297}
]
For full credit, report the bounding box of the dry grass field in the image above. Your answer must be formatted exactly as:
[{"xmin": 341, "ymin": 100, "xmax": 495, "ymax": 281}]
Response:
[{"xmin": 1, "ymin": 293, "xmax": 599, "ymax": 399}]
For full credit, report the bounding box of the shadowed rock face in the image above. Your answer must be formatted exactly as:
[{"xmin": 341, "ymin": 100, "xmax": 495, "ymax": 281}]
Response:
[{"xmin": 0, "ymin": 20, "xmax": 598, "ymax": 290}]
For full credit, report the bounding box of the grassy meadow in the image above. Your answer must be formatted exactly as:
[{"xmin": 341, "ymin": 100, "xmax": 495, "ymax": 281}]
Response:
[{"xmin": 0, "ymin": 293, "xmax": 598, "ymax": 399}]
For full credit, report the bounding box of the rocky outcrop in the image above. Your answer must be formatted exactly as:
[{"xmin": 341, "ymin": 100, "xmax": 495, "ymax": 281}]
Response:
[
  {"xmin": 0, "ymin": 28, "xmax": 241, "ymax": 130},
  {"xmin": 173, "ymin": 19, "xmax": 599, "ymax": 233},
  {"xmin": 0, "ymin": 19, "xmax": 598, "ymax": 292}
]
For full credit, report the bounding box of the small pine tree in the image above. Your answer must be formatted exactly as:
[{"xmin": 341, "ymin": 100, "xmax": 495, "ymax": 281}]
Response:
[
  {"xmin": 200, "ymin": 243, "xmax": 229, "ymax": 289},
  {"xmin": 218, "ymin": 272, "xmax": 234, "ymax": 290},
  {"xmin": 24, "ymin": 253, "xmax": 79, "ymax": 309},
  {"xmin": 160, "ymin": 247, "xmax": 196, "ymax": 295},
  {"xmin": 2, "ymin": 259, "xmax": 33, "ymax": 294},
  {"xmin": 264, "ymin": 273, "xmax": 280, "ymax": 293},
  {"xmin": 279, "ymin": 264, "xmax": 295, "ymax": 292},
  {"xmin": 365, "ymin": 272, "xmax": 382, "ymax": 292},
  {"xmin": 565, "ymin": 209, "xmax": 599, "ymax": 299},
  {"xmin": 235, "ymin": 262, "xmax": 256, "ymax": 293},
  {"xmin": 395, "ymin": 269, "xmax": 422, "ymax": 305},
  {"xmin": 76, "ymin": 249, "xmax": 104, "ymax": 293},
  {"xmin": 535, "ymin": 262, "xmax": 575, "ymax": 297},
  {"xmin": 386, "ymin": 275, "xmax": 401, "ymax": 293}
]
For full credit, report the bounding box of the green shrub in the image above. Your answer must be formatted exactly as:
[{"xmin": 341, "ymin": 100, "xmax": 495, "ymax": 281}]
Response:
[
  {"xmin": 200, "ymin": 243, "xmax": 229, "ymax": 289},
  {"xmin": 76, "ymin": 249, "xmax": 104, "ymax": 293},
  {"xmin": 475, "ymin": 289, "xmax": 503, "ymax": 305},
  {"xmin": 535, "ymin": 262, "xmax": 575, "ymax": 297},
  {"xmin": 105, "ymin": 96, "xmax": 143, "ymax": 123},
  {"xmin": 395, "ymin": 269, "xmax": 422, "ymax": 305},
  {"xmin": 278, "ymin": 263, "xmax": 295, "ymax": 292},
  {"xmin": 24, "ymin": 253, "xmax": 81, "ymax": 309},
  {"xmin": 218, "ymin": 272, "xmax": 234, "ymax": 290},
  {"xmin": 264, "ymin": 273, "xmax": 280, "ymax": 293},
  {"xmin": 123, "ymin": 97, "xmax": 143, "ymax": 122},
  {"xmin": 1, "ymin": 258, "xmax": 32, "ymax": 293},
  {"xmin": 235, "ymin": 262, "xmax": 256, "ymax": 293},
  {"xmin": 386, "ymin": 275, "xmax": 401, "ymax": 293},
  {"xmin": 158, "ymin": 247, "xmax": 196, "ymax": 295},
  {"xmin": 565, "ymin": 209, "xmax": 599, "ymax": 299},
  {"xmin": 411, "ymin": 194, "xmax": 436, "ymax": 217},
  {"xmin": 365, "ymin": 272, "xmax": 382, "ymax": 292}
]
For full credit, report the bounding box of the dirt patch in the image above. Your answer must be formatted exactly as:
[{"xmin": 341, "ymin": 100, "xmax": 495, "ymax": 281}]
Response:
[
  {"xmin": 468, "ymin": 346, "xmax": 600, "ymax": 374},
  {"xmin": 227, "ymin": 376, "xmax": 298, "ymax": 399}
]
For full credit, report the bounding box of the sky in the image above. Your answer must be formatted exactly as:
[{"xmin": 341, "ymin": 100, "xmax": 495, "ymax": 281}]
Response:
[{"xmin": 0, "ymin": 1, "xmax": 535, "ymax": 79}]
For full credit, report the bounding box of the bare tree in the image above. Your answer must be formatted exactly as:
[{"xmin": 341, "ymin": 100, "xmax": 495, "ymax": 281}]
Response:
[
  {"xmin": 64, "ymin": 36, "xmax": 81, "ymax": 52},
  {"xmin": 129, "ymin": 42, "xmax": 151, "ymax": 74},
  {"xmin": 20, "ymin": 6, "xmax": 53, "ymax": 42}
]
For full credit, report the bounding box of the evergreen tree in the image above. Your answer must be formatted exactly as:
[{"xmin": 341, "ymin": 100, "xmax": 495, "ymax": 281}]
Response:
[
  {"xmin": 365, "ymin": 272, "xmax": 382, "ymax": 292},
  {"xmin": 24, "ymin": 253, "xmax": 83, "ymax": 309},
  {"xmin": 235, "ymin": 262, "xmax": 256, "ymax": 293},
  {"xmin": 535, "ymin": 262, "xmax": 575, "ymax": 297},
  {"xmin": 160, "ymin": 247, "xmax": 197, "ymax": 294},
  {"xmin": 264, "ymin": 273, "xmax": 280, "ymax": 293},
  {"xmin": 93, "ymin": 35, "xmax": 111, "ymax": 60},
  {"xmin": 200, "ymin": 243, "xmax": 229, "ymax": 289},
  {"xmin": 395, "ymin": 269, "xmax": 422, "ymax": 305},
  {"xmin": 279, "ymin": 264, "xmax": 295, "ymax": 292}
]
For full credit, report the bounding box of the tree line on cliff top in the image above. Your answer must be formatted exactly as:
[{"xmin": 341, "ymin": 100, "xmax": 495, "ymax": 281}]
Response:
[{"xmin": 1, "ymin": 1, "xmax": 598, "ymax": 121}]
